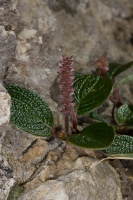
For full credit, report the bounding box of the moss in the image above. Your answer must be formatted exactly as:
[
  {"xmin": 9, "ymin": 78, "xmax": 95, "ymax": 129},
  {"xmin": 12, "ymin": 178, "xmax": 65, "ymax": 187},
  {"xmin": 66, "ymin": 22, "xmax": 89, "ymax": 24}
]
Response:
[{"xmin": 7, "ymin": 184, "xmax": 24, "ymax": 200}]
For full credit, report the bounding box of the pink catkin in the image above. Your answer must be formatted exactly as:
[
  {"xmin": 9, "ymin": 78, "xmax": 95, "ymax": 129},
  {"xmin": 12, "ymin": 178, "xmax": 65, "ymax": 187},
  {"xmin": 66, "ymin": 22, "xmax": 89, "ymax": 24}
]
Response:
[
  {"xmin": 96, "ymin": 53, "xmax": 109, "ymax": 78},
  {"xmin": 58, "ymin": 56, "xmax": 76, "ymax": 134}
]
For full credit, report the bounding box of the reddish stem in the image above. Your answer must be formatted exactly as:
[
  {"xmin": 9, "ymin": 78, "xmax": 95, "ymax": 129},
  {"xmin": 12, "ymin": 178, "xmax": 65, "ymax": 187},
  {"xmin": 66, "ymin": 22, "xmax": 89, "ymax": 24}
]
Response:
[
  {"xmin": 72, "ymin": 113, "xmax": 77, "ymax": 132},
  {"xmin": 64, "ymin": 114, "xmax": 69, "ymax": 135},
  {"xmin": 112, "ymin": 104, "xmax": 117, "ymax": 125}
]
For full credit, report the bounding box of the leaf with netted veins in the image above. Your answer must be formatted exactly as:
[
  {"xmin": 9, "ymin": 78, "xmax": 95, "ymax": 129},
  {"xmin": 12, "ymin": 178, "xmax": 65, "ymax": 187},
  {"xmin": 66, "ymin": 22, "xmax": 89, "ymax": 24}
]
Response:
[
  {"xmin": 116, "ymin": 74, "xmax": 133, "ymax": 87},
  {"xmin": 107, "ymin": 61, "xmax": 133, "ymax": 78},
  {"xmin": 116, "ymin": 105, "xmax": 133, "ymax": 125},
  {"xmin": 103, "ymin": 135, "xmax": 133, "ymax": 154},
  {"xmin": 74, "ymin": 75, "xmax": 113, "ymax": 115},
  {"xmin": 89, "ymin": 110, "xmax": 109, "ymax": 123},
  {"xmin": 68, "ymin": 122, "xmax": 115, "ymax": 149},
  {"xmin": 6, "ymin": 85, "xmax": 53, "ymax": 136}
]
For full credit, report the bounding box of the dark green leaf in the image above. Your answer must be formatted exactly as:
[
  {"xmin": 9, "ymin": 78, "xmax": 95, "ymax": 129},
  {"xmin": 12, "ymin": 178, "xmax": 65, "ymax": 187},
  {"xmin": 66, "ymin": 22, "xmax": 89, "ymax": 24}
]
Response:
[
  {"xmin": 68, "ymin": 122, "xmax": 115, "ymax": 149},
  {"xmin": 74, "ymin": 75, "xmax": 113, "ymax": 115},
  {"xmin": 103, "ymin": 135, "xmax": 133, "ymax": 154},
  {"xmin": 108, "ymin": 61, "xmax": 133, "ymax": 78},
  {"xmin": 6, "ymin": 85, "xmax": 53, "ymax": 136},
  {"xmin": 116, "ymin": 105, "xmax": 133, "ymax": 125}
]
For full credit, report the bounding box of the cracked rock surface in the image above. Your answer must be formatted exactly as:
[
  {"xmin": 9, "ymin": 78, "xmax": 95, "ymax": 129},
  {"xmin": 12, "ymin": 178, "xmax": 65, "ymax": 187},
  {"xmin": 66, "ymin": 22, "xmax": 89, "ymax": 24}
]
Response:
[
  {"xmin": 17, "ymin": 144, "xmax": 122, "ymax": 200},
  {"xmin": 0, "ymin": 0, "xmax": 17, "ymax": 199},
  {"xmin": 19, "ymin": 146, "xmax": 122, "ymax": 200},
  {"xmin": 1, "ymin": 0, "xmax": 133, "ymax": 199}
]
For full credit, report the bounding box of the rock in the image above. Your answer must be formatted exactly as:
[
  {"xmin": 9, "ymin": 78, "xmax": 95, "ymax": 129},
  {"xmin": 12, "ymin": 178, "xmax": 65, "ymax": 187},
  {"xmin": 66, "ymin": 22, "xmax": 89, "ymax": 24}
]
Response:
[
  {"xmin": 0, "ymin": 156, "xmax": 15, "ymax": 200},
  {"xmin": 0, "ymin": 0, "xmax": 17, "ymax": 79},
  {"xmin": 1, "ymin": 0, "xmax": 133, "ymax": 199},
  {"xmin": 18, "ymin": 154, "xmax": 122, "ymax": 200},
  {"xmin": 0, "ymin": 84, "xmax": 11, "ymax": 127},
  {"xmin": 0, "ymin": 87, "xmax": 11, "ymax": 199},
  {"xmin": 19, "ymin": 181, "xmax": 70, "ymax": 200},
  {"xmin": 0, "ymin": 1, "xmax": 18, "ymax": 199}
]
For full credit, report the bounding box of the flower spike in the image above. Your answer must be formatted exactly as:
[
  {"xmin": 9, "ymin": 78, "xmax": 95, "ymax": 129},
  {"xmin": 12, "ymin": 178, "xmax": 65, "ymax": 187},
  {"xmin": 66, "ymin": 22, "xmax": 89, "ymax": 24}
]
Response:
[
  {"xmin": 58, "ymin": 56, "xmax": 77, "ymax": 135},
  {"xmin": 95, "ymin": 53, "xmax": 109, "ymax": 78}
]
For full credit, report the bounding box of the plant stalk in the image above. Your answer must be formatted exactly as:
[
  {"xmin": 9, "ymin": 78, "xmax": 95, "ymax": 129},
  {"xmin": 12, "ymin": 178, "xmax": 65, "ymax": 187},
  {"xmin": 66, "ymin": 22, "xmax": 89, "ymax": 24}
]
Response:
[
  {"xmin": 72, "ymin": 113, "xmax": 77, "ymax": 132},
  {"xmin": 112, "ymin": 104, "xmax": 117, "ymax": 125},
  {"xmin": 64, "ymin": 114, "xmax": 69, "ymax": 135}
]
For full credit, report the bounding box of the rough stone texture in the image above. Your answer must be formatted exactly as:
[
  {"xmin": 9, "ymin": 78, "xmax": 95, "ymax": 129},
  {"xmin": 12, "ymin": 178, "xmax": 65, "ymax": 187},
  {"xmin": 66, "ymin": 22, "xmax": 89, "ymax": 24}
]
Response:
[
  {"xmin": 0, "ymin": 84, "xmax": 11, "ymax": 127},
  {"xmin": 17, "ymin": 145, "xmax": 122, "ymax": 200},
  {"xmin": 0, "ymin": 1, "xmax": 18, "ymax": 200},
  {"xmin": 1, "ymin": 0, "xmax": 133, "ymax": 199},
  {"xmin": 0, "ymin": 156, "xmax": 15, "ymax": 200},
  {"xmin": 2, "ymin": 134, "xmax": 62, "ymax": 183},
  {"xmin": 0, "ymin": 85, "xmax": 13, "ymax": 200},
  {"xmin": 0, "ymin": 0, "xmax": 17, "ymax": 79}
]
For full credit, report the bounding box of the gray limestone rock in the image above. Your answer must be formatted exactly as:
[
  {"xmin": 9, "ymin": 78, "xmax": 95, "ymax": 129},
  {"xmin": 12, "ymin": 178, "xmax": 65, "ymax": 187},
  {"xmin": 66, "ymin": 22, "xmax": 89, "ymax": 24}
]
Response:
[
  {"xmin": 0, "ymin": 0, "xmax": 17, "ymax": 79},
  {"xmin": 0, "ymin": 83, "xmax": 11, "ymax": 127},
  {"xmin": 1, "ymin": 0, "xmax": 133, "ymax": 199},
  {"xmin": 0, "ymin": 0, "xmax": 18, "ymax": 199},
  {"xmin": 17, "ymin": 151, "xmax": 122, "ymax": 200},
  {"xmin": 0, "ymin": 84, "xmax": 13, "ymax": 200}
]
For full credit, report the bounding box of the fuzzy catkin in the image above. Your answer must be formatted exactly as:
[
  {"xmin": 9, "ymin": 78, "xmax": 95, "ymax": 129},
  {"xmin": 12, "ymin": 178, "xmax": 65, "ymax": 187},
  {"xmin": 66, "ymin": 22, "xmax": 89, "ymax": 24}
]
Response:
[{"xmin": 58, "ymin": 56, "xmax": 76, "ymax": 116}]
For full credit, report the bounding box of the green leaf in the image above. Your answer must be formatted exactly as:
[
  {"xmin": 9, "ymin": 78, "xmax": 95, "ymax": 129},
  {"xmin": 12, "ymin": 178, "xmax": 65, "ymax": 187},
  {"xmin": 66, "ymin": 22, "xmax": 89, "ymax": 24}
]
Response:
[
  {"xmin": 68, "ymin": 122, "xmax": 115, "ymax": 149},
  {"xmin": 108, "ymin": 61, "xmax": 133, "ymax": 78},
  {"xmin": 103, "ymin": 135, "xmax": 133, "ymax": 154},
  {"xmin": 89, "ymin": 110, "xmax": 109, "ymax": 123},
  {"xmin": 116, "ymin": 74, "xmax": 133, "ymax": 87},
  {"xmin": 74, "ymin": 75, "xmax": 113, "ymax": 115},
  {"xmin": 116, "ymin": 105, "xmax": 133, "ymax": 125},
  {"xmin": 6, "ymin": 85, "xmax": 53, "ymax": 136}
]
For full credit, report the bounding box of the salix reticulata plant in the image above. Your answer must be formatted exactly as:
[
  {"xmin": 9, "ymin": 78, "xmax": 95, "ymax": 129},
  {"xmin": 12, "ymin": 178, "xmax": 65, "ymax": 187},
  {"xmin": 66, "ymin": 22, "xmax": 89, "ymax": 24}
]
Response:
[
  {"xmin": 6, "ymin": 54, "xmax": 133, "ymax": 159},
  {"xmin": 58, "ymin": 56, "xmax": 77, "ymax": 135}
]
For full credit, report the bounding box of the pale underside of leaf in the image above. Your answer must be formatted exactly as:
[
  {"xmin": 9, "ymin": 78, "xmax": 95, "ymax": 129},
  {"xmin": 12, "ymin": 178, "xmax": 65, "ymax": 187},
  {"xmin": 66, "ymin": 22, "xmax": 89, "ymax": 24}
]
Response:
[
  {"xmin": 108, "ymin": 154, "xmax": 133, "ymax": 159},
  {"xmin": 6, "ymin": 85, "xmax": 53, "ymax": 136},
  {"xmin": 103, "ymin": 135, "xmax": 133, "ymax": 154},
  {"xmin": 117, "ymin": 105, "xmax": 133, "ymax": 125},
  {"xmin": 89, "ymin": 111, "xmax": 109, "ymax": 123},
  {"xmin": 116, "ymin": 74, "xmax": 133, "ymax": 87}
]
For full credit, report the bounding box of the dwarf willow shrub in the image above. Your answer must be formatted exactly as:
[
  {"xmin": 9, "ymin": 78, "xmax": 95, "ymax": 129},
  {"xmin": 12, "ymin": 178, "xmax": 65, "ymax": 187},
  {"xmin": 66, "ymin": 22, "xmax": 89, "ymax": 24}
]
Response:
[{"xmin": 6, "ymin": 54, "xmax": 133, "ymax": 159}]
